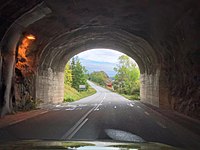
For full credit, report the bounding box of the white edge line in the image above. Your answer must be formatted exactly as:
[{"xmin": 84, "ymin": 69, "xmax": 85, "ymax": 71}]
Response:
[
  {"xmin": 8, "ymin": 111, "xmax": 48, "ymax": 126},
  {"xmin": 67, "ymin": 118, "xmax": 89, "ymax": 139},
  {"xmin": 144, "ymin": 111, "xmax": 150, "ymax": 116},
  {"xmin": 61, "ymin": 107, "xmax": 95, "ymax": 139},
  {"xmin": 157, "ymin": 121, "xmax": 167, "ymax": 128},
  {"xmin": 8, "ymin": 119, "xmax": 26, "ymax": 126}
]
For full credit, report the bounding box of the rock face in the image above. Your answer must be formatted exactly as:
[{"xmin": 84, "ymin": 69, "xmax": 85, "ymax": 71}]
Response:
[{"xmin": 0, "ymin": 0, "xmax": 199, "ymax": 118}]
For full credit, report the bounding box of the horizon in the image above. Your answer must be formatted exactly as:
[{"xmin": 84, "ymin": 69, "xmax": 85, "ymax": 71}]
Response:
[{"xmin": 71, "ymin": 49, "xmax": 137, "ymax": 77}]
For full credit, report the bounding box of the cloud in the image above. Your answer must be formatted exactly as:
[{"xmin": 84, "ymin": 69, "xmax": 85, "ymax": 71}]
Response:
[
  {"xmin": 77, "ymin": 49, "xmax": 124, "ymax": 63},
  {"xmin": 75, "ymin": 49, "xmax": 138, "ymax": 77}
]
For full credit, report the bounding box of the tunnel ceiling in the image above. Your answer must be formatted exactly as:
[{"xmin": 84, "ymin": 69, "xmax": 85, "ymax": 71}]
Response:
[{"xmin": 0, "ymin": 0, "xmax": 200, "ymax": 74}]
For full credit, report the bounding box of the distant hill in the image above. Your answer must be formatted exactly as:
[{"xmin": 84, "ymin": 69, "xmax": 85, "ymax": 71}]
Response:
[
  {"xmin": 89, "ymin": 71, "xmax": 112, "ymax": 86},
  {"xmin": 79, "ymin": 58, "xmax": 117, "ymax": 77}
]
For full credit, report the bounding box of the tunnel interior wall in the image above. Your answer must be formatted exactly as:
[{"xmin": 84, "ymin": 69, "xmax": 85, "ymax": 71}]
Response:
[
  {"xmin": 36, "ymin": 68, "xmax": 64, "ymax": 104},
  {"xmin": 140, "ymin": 69, "xmax": 160, "ymax": 107}
]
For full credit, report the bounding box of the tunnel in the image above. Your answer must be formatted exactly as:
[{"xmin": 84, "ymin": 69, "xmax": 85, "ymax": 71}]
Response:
[{"xmin": 0, "ymin": 0, "xmax": 199, "ymax": 118}]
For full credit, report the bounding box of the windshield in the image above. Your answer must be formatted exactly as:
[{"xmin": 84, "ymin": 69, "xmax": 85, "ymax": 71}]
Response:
[{"xmin": 0, "ymin": 1, "xmax": 200, "ymax": 150}]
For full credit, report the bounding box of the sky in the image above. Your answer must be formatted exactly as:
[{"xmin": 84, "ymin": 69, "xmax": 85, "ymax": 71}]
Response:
[{"xmin": 74, "ymin": 49, "xmax": 135, "ymax": 77}]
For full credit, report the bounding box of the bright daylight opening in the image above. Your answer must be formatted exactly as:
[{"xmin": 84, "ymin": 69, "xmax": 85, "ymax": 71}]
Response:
[{"xmin": 63, "ymin": 49, "xmax": 140, "ymax": 103}]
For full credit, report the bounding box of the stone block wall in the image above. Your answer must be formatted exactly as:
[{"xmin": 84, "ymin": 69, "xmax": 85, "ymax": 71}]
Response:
[
  {"xmin": 36, "ymin": 68, "xmax": 64, "ymax": 104},
  {"xmin": 140, "ymin": 69, "xmax": 160, "ymax": 107}
]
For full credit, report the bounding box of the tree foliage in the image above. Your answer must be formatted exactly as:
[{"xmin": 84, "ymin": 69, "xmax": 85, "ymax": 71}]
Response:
[
  {"xmin": 113, "ymin": 55, "xmax": 140, "ymax": 96},
  {"xmin": 66, "ymin": 57, "xmax": 88, "ymax": 91},
  {"xmin": 64, "ymin": 62, "xmax": 72, "ymax": 86},
  {"xmin": 89, "ymin": 71, "xmax": 109, "ymax": 86}
]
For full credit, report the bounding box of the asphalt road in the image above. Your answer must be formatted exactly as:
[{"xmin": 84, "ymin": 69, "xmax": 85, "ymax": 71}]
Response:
[{"xmin": 0, "ymin": 81, "xmax": 200, "ymax": 149}]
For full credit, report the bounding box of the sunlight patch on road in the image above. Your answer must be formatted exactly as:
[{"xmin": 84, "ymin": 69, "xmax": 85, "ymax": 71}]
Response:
[
  {"xmin": 156, "ymin": 121, "xmax": 167, "ymax": 128},
  {"xmin": 127, "ymin": 103, "xmax": 134, "ymax": 107},
  {"xmin": 103, "ymin": 93, "xmax": 106, "ymax": 99},
  {"xmin": 9, "ymin": 119, "xmax": 26, "ymax": 126},
  {"xmin": 55, "ymin": 105, "xmax": 65, "ymax": 108},
  {"xmin": 144, "ymin": 111, "xmax": 150, "ymax": 116},
  {"xmin": 77, "ymin": 104, "xmax": 88, "ymax": 107},
  {"xmin": 67, "ymin": 105, "xmax": 78, "ymax": 107},
  {"xmin": 65, "ymin": 107, "xmax": 76, "ymax": 110},
  {"xmin": 137, "ymin": 106, "xmax": 141, "ymax": 108}
]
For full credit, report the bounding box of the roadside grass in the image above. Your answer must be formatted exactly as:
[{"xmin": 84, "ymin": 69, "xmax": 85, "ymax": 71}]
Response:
[
  {"xmin": 121, "ymin": 93, "xmax": 140, "ymax": 101},
  {"xmin": 63, "ymin": 84, "xmax": 96, "ymax": 102}
]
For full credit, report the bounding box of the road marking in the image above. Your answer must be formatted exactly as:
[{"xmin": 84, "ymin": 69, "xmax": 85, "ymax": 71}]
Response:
[
  {"xmin": 65, "ymin": 108, "xmax": 75, "ymax": 110},
  {"xmin": 103, "ymin": 93, "xmax": 106, "ymax": 99},
  {"xmin": 94, "ymin": 99, "xmax": 103, "ymax": 111},
  {"xmin": 61, "ymin": 93, "xmax": 107, "ymax": 139},
  {"xmin": 67, "ymin": 118, "xmax": 89, "ymax": 139},
  {"xmin": 78, "ymin": 104, "xmax": 87, "ymax": 107},
  {"xmin": 67, "ymin": 105, "xmax": 77, "ymax": 107},
  {"xmin": 130, "ymin": 103, "xmax": 134, "ymax": 107},
  {"xmin": 137, "ymin": 106, "xmax": 141, "ymax": 109},
  {"xmin": 61, "ymin": 107, "xmax": 95, "ymax": 140},
  {"xmin": 9, "ymin": 119, "xmax": 26, "ymax": 126},
  {"xmin": 127, "ymin": 103, "xmax": 134, "ymax": 107},
  {"xmin": 156, "ymin": 121, "xmax": 167, "ymax": 128},
  {"xmin": 55, "ymin": 105, "xmax": 64, "ymax": 108},
  {"xmin": 94, "ymin": 105, "xmax": 100, "ymax": 111},
  {"xmin": 144, "ymin": 111, "xmax": 150, "ymax": 116},
  {"xmin": 53, "ymin": 108, "xmax": 60, "ymax": 111}
]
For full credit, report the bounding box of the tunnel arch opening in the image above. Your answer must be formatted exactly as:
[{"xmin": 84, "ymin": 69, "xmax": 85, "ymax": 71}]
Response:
[
  {"xmin": 63, "ymin": 48, "xmax": 141, "ymax": 102},
  {"xmin": 35, "ymin": 27, "xmax": 161, "ymax": 108}
]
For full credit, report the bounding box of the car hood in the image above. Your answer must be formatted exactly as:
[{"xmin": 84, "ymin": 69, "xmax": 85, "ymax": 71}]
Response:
[{"xmin": 0, "ymin": 140, "xmax": 181, "ymax": 150}]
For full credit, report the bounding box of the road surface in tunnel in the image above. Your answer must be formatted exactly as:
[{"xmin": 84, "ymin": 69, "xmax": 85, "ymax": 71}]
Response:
[{"xmin": 0, "ymin": 81, "xmax": 200, "ymax": 149}]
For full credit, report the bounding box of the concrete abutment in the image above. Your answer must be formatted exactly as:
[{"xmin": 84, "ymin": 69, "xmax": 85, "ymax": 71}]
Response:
[{"xmin": 36, "ymin": 68, "xmax": 64, "ymax": 104}]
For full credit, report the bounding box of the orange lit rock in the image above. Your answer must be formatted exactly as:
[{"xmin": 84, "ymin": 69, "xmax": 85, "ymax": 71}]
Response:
[{"xmin": 16, "ymin": 35, "xmax": 36, "ymax": 77}]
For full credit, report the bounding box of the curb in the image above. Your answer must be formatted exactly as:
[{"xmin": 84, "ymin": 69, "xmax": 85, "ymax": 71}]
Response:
[
  {"xmin": 0, "ymin": 110, "xmax": 48, "ymax": 128},
  {"xmin": 139, "ymin": 102, "xmax": 200, "ymax": 137}
]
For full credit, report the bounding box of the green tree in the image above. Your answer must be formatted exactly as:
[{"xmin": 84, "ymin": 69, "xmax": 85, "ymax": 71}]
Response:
[
  {"xmin": 113, "ymin": 55, "xmax": 140, "ymax": 96},
  {"xmin": 71, "ymin": 56, "xmax": 88, "ymax": 90},
  {"xmin": 64, "ymin": 62, "xmax": 72, "ymax": 86},
  {"xmin": 89, "ymin": 71, "xmax": 109, "ymax": 86}
]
